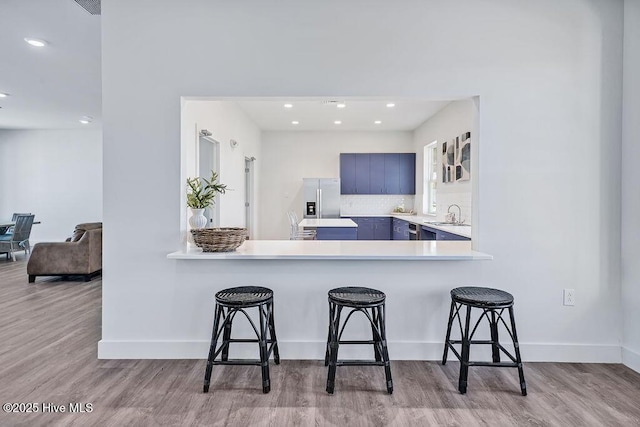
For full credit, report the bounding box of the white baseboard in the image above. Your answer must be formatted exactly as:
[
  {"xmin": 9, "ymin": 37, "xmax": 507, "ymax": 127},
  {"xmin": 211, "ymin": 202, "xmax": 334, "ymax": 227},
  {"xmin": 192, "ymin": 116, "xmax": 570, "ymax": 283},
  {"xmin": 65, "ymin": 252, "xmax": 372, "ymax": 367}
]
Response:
[
  {"xmin": 622, "ymin": 347, "xmax": 640, "ymax": 373},
  {"xmin": 98, "ymin": 339, "xmax": 622, "ymax": 363}
]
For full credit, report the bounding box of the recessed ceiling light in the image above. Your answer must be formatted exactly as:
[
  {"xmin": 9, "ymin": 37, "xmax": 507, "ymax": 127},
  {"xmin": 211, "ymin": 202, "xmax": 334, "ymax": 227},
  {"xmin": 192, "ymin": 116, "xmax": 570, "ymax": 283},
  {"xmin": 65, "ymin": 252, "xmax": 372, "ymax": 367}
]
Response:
[
  {"xmin": 336, "ymin": 103, "xmax": 346, "ymax": 109},
  {"xmin": 291, "ymin": 121, "xmax": 299, "ymax": 125},
  {"xmin": 79, "ymin": 116, "xmax": 93, "ymax": 124},
  {"xmin": 386, "ymin": 103, "xmax": 396, "ymax": 108},
  {"xmin": 0, "ymin": 93, "xmax": 9, "ymax": 98},
  {"xmin": 374, "ymin": 120, "xmax": 382, "ymax": 124},
  {"xmin": 284, "ymin": 103, "xmax": 293, "ymax": 108},
  {"xmin": 334, "ymin": 120, "xmax": 342, "ymax": 125},
  {"xmin": 24, "ymin": 38, "xmax": 47, "ymax": 47}
]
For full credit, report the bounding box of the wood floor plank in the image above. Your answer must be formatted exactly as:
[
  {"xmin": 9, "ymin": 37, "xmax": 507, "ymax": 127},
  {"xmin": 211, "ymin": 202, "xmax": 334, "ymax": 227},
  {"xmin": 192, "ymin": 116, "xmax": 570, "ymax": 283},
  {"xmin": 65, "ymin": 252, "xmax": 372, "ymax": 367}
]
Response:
[{"xmin": 1, "ymin": 256, "xmax": 639, "ymax": 426}]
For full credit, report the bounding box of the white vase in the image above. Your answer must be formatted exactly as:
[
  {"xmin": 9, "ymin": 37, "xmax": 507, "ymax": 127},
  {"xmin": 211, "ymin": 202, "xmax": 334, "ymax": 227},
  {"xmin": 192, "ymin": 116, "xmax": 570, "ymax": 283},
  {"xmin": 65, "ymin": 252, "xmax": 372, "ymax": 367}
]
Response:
[{"xmin": 189, "ymin": 208, "xmax": 207, "ymax": 229}]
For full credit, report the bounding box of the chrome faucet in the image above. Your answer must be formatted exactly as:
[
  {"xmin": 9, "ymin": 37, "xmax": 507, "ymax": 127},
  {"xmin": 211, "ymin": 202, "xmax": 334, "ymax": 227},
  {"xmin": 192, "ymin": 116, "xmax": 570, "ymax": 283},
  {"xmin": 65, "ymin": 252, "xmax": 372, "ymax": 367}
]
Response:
[{"xmin": 447, "ymin": 204, "xmax": 463, "ymax": 224}]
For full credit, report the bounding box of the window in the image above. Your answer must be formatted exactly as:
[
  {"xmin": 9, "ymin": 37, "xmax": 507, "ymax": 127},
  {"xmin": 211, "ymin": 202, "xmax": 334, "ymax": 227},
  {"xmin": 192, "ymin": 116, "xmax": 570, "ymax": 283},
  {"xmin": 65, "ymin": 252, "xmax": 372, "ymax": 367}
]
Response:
[{"xmin": 423, "ymin": 141, "xmax": 438, "ymax": 215}]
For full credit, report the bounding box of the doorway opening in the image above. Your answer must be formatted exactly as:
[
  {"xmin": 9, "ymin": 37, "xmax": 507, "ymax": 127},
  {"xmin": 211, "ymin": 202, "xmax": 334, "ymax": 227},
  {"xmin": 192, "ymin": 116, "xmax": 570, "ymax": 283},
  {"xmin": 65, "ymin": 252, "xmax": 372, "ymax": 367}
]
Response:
[
  {"xmin": 198, "ymin": 132, "xmax": 220, "ymax": 227},
  {"xmin": 244, "ymin": 157, "xmax": 256, "ymax": 239},
  {"xmin": 245, "ymin": 157, "xmax": 255, "ymax": 238}
]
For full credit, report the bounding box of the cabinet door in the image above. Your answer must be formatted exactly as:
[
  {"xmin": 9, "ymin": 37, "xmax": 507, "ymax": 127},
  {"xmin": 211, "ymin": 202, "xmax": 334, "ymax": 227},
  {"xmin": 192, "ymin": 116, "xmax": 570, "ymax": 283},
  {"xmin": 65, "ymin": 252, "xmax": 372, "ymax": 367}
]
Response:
[
  {"xmin": 399, "ymin": 153, "xmax": 416, "ymax": 194},
  {"xmin": 374, "ymin": 217, "xmax": 391, "ymax": 240},
  {"xmin": 400, "ymin": 220, "xmax": 410, "ymax": 240},
  {"xmin": 340, "ymin": 154, "xmax": 356, "ymax": 194},
  {"xmin": 384, "ymin": 154, "xmax": 400, "ymax": 194},
  {"xmin": 357, "ymin": 217, "xmax": 374, "ymax": 240},
  {"xmin": 369, "ymin": 154, "xmax": 386, "ymax": 194},
  {"xmin": 436, "ymin": 230, "xmax": 471, "ymax": 241},
  {"xmin": 354, "ymin": 154, "xmax": 370, "ymax": 194}
]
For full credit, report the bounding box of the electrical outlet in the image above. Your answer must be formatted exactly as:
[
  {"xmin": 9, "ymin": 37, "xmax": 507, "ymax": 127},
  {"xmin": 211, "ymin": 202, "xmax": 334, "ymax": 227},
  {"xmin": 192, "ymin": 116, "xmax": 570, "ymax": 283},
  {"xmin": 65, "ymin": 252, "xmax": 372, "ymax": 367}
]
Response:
[{"xmin": 563, "ymin": 289, "xmax": 575, "ymax": 306}]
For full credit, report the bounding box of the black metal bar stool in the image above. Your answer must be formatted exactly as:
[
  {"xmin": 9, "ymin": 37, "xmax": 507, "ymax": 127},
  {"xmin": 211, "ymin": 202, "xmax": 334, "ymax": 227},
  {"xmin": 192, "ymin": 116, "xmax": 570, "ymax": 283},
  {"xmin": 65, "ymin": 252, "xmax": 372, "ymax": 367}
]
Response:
[
  {"xmin": 324, "ymin": 286, "xmax": 393, "ymax": 394},
  {"xmin": 203, "ymin": 286, "xmax": 280, "ymax": 394},
  {"xmin": 442, "ymin": 286, "xmax": 526, "ymax": 395}
]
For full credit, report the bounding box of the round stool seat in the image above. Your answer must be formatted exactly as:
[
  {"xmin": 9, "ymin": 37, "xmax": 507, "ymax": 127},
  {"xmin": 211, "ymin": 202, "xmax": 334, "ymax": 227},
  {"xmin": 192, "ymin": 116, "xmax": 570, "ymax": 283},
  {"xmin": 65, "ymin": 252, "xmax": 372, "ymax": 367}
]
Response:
[
  {"xmin": 215, "ymin": 286, "xmax": 273, "ymax": 306},
  {"xmin": 451, "ymin": 286, "xmax": 514, "ymax": 307},
  {"xmin": 328, "ymin": 286, "xmax": 386, "ymax": 306}
]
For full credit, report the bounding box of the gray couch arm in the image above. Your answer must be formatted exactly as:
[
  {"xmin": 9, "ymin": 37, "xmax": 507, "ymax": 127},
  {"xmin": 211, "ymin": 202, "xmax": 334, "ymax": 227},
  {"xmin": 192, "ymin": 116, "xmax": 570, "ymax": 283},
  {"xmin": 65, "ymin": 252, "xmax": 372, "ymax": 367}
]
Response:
[{"xmin": 27, "ymin": 229, "xmax": 101, "ymax": 276}]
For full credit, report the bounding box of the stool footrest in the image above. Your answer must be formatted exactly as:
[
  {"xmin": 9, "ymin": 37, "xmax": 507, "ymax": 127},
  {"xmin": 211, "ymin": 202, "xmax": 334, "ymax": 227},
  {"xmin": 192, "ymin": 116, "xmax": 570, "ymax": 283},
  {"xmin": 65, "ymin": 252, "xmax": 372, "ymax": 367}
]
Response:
[
  {"xmin": 337, "ymin": 360, "xmax": 386, "ymax": 366},
  {"xmin": 212, "ymin": 359, "xmax": 261, "ymax": 366},
  {"xmin": 467, "ymin": 361, "xmax": 521, "ymax": 368},
  {"xmin": 338, "ymin": 340, "xmax": 376, "ymax": 345}
]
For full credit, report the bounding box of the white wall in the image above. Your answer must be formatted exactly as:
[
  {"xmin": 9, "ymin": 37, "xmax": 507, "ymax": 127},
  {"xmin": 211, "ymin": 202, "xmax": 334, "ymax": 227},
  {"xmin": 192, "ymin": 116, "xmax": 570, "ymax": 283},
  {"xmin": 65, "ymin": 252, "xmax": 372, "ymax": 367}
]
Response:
[
  {"xmin": 100, "ymin": 0, "xmax": 624, "ymax": 361},
  {"xmin": 0, "ymin": 130, "xmax": 102, "ymax": 242},
  {"xmin": 622, "ymin": 0, "xmax": 640, "ymax": 373},
  {"xmin": 259, "ymin": 131, "xmax": 413, "ymax": 239},
  {"xmin": 414, "ymin": 99, "xmax": 475, "ymax": 223},
  {"xmin": 181, "ymin": 101, "xmax": 261, "ymax": 239}
]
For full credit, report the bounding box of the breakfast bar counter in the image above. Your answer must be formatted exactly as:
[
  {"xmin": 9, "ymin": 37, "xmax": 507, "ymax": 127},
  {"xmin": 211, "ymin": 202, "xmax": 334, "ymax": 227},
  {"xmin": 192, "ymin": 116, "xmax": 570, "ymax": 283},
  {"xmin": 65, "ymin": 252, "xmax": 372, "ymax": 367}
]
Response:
[{"xmin": 167, "ymin": 240, "xmax": 491, "ymax": 260}]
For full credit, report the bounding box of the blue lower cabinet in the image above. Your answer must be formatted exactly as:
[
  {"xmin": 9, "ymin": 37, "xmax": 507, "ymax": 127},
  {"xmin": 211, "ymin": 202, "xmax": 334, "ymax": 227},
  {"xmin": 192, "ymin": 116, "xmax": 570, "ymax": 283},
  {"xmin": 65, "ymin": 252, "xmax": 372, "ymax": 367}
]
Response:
[
  {"xmin": 420, "ymin": 226, "xmax": 437, "ymax": 240},
  {"xmin": 356, "ymin": 218, "xmax": 375, "ymax": 240},
  {"xmin": 393, "ymin": 218, "xmax": 410, "ymax": 240},
  {"xmin": 421, "ymin": 225, "xmax": 470, "ymax": 241},
  {"xmin": 373, "ymin": 217, "xmax": 391, "ymax": 240},
  {"xmin": 316, "ymin": 227, "xmax": 358, "ymax": 240}
]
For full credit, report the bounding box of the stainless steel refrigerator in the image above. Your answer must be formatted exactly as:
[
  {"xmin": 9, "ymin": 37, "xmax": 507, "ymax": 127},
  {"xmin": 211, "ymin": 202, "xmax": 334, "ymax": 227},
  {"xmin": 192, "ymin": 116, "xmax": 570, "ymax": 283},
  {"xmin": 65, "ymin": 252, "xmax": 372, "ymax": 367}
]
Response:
[{"xmin": 303, "ymin": 178, "xmax": 341, "ymax": 218}]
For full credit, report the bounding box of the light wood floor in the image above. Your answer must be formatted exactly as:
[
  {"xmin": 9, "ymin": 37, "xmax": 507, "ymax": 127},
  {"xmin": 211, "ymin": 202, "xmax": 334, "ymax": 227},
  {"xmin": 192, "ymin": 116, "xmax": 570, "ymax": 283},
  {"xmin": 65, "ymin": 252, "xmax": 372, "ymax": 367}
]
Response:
[{"xmin": 1, "ymin": 256, "xmax": 639, "ymax": 426}]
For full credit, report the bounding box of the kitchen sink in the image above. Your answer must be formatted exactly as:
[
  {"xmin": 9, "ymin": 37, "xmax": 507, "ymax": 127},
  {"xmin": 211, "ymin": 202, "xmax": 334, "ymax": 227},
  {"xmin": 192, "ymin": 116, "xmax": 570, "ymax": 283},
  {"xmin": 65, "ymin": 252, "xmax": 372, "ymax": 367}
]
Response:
[{"xmin": 424, "ymin": 221, "xmax": 470, "ymax": 227}]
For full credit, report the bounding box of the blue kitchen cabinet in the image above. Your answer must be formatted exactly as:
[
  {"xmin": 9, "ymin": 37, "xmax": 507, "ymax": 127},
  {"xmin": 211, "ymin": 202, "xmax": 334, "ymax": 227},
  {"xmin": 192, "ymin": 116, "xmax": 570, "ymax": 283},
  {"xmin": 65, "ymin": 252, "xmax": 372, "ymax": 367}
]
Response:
[
  {"xmin": 384, "ymin": 154, "xmax": 400, "ymax": 194},
  {"xmin": 420, "ymin": 226, "xmax": 437, "ymax": 240},
  {"xmin": 340, "ymin": 153, "xmax": 416, "ymax": 195},
  {"xmin": 373, "ymin": 217, "xmax": 391, "ymax": 240},
  {"xmin": 398, "ymin": 153, "xmax": 416, "ymax": 195},
  {"xmin": 316, "ymin": 227, "xmax": 357, "ymax": 240},
  {"xmin": 354, "ymin": 154, "xmax": 370, "ymax": 194},
  {"xmin": 421, "ymin": 225, "xmax": 470, "ymax": 241},
  {"xmin": 369, "ymin": 154, "xmax": 386, "ymax": 194},
  {"xmin": 356, "ymin": 217, "xmax": 375, "ymax": 240},
  {"xmin": 392, "ymin": 218, "xmax": 410, "ymax": 240},
  {"xmin": 340, "ymin": 154, "xmax": 357, "ymax": 194}
]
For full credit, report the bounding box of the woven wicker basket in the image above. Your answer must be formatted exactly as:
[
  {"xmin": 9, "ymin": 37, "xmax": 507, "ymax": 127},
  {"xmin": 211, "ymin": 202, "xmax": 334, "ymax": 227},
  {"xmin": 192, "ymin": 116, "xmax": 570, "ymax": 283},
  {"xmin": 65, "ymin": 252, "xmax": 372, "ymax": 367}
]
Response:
[{"xmin": 191, "ymin": 227, "xmax": 247, "ymax": 252}]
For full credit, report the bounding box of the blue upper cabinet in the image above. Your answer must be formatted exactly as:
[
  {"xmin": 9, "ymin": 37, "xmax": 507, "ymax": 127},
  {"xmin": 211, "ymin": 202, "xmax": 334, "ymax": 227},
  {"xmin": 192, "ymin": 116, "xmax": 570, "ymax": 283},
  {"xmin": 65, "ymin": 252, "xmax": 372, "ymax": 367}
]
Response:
[
  {"xmin": 398, "ymin": 153, "xmax": 416, "ymax": 195},
  {"xmin": 384, "ymin": 154, "xmax": 400, "ymax": 194},
  {"xmin": 369, "ymin": 154, "xmax": 386, "ymax": 194},
  {"xmin": 354, "ymin": 154, "xmax": 370, "ymax": 194},
  {"xmin": 340, "ymin": 154, "xmax": 356, "ymax": 194},
  {"xmin": 340, "ymin": 153, "xmax": 415, "ymax": 195}
]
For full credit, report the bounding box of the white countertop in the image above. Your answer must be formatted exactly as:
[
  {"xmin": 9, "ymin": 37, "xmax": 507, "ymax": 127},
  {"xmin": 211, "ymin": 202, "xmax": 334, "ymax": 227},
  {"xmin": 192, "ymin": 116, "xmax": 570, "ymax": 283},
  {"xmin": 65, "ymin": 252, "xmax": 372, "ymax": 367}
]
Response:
[
  {"xmin": 341, "ymin": 214, "xmax": 472, "ymax": 239},
  {"xmin": 167, "ymin": 240, "xmax": 491, "ymax": 260},
  {"xmin": 298, "ymin": 218, "xmax": 358, "ymax": 228}
]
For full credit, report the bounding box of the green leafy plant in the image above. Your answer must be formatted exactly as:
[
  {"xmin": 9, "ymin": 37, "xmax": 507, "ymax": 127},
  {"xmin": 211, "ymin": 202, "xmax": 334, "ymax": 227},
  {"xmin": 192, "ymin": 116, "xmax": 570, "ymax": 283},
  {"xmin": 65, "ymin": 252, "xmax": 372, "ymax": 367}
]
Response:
[{"xmin": 186, "ymin": 171, "xmax": 227, "ymax": 209}]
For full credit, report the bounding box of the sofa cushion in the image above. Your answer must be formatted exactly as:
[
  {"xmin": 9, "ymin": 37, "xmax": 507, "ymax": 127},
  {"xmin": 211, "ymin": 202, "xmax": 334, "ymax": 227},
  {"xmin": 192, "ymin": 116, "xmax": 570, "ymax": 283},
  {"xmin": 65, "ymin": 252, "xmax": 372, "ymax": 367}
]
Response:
[{"xmin": 70, "ymin": 222, "xmax": 102, "ymax": 242}]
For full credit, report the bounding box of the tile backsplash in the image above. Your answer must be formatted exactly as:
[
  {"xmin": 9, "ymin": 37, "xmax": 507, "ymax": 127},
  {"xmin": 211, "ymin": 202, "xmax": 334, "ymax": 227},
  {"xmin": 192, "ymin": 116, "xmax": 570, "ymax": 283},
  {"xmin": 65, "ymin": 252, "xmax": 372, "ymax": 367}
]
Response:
[{"xmin": 341, "ymin": 195, "xmax": 416, "ymax": 216}]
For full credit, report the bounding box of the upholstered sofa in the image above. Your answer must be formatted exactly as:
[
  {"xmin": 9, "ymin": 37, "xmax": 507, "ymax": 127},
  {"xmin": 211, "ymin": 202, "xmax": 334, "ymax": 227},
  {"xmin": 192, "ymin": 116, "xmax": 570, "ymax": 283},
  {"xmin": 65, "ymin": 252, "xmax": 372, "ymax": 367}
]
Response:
[{"xmin": 27, "ymin": 222, "xmax": 102, "ymax": 283}]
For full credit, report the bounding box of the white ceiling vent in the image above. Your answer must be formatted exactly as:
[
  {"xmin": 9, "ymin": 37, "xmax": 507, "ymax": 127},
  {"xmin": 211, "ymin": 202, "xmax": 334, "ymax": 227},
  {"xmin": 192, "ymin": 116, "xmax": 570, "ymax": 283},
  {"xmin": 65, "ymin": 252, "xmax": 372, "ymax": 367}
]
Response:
[{"xmin": 73, "ymin": 0, "xmax": 101, "ymax": 15}]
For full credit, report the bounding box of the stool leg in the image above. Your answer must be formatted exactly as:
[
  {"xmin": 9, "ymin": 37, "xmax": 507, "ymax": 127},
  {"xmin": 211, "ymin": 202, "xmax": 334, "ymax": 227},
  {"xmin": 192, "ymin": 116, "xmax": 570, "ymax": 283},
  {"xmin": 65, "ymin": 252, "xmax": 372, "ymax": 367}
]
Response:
[
  {"xmin": 442, "ymin": 299, "xmax": 456, "ymax": 365},
  {"xmin": 258, "ymin": 302, "xmax": 271, "ymax": 393},
  {"xmin": 508, "ymin": 306, "xmax": 527, "ymax": 396},
  {"xmin": 221, "ymin": 308, "xmax": 233, "ymax": 362},
  {"xmin": 326, "ymin": 305, "xmax": 342, "ymax": 394},
  {"xmin": 371, "ymin": 307, "xmax": 382, "ymax": 362},
  {"xmin": 378, "ymin": 304, "xmax": 393, "ymax": 394},
  {"xmin": 203, "ymin": 303, "xmax": 223, "ymax": 393},
  {"xmin": 324, "ymin": 301, "xmax": 335, "ymax": 366},
  {"xmin": 458, "ymin": 304, "xmax": 471, "ymax": 394},
  {"xmin": 267, "ymin": 301, "xmax": 280, "ymax": 365},
  {"xmin": 490, "ymin": 310, "xmax": 501, "ymax": 363}
]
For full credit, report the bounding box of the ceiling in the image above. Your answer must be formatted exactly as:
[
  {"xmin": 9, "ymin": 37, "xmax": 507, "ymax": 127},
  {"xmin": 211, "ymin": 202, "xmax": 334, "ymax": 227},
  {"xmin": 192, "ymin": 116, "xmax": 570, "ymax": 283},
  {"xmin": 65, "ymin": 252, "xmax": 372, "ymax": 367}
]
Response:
[
  {"xmin": 235, "ymin": 99, "xmax": 451, "ymax": 131},
  {"xmin": 0, "ymin": 0, "xmax": 101, "ymax": 129}
]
